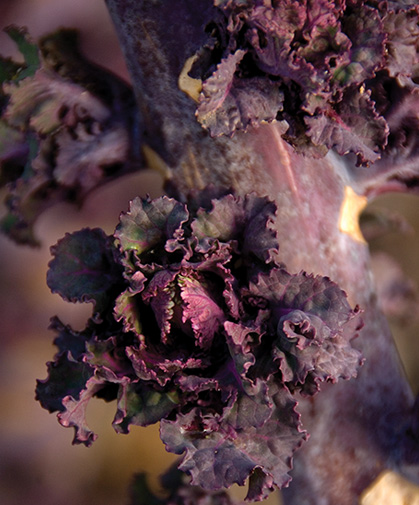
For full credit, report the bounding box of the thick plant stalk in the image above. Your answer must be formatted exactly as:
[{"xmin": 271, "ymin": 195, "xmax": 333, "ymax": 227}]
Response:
[{"xmin": 105, "ymin": 1, "xmax": 417, "ymax": 503}]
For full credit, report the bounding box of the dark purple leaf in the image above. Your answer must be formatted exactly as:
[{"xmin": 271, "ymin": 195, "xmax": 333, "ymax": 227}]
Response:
[
  {"xmin": 47, "ymin": 228, "xmax": 122, "ymax": 310},
  {"xmin": 50, "ymin": 316, "xmax": 89, "ymax": 360},
  {"xmin": 141, "ymin": 269, "xmax": 179, "ymax": 341},
  {"xmin": 242, "ymin": 193, "xmax": 278, "ymax": 263},
  {"xmin": 224, "ymin": 379, "xmax": 271, "ymax": 431},
  {"xmin": 223, "ymin": 321, "xmax": 258, "ymax": 376},
  {"xmin": 336, "ymin": 5, "xmax": 386, "ymax": 86},
  {"xmin": 35, "ymin": 351, "xmax": 94, "ymax": 413},
  {"xmin": 198, "ymin": 0, "xmax": 419, "ymax": 165},
  {"xmin": 126, "ymin": 345, "xmax": 207, "ymax": 387},
  {"xmin": 57, "ymin": 363, "xmax": 132, "ymax": 446}
]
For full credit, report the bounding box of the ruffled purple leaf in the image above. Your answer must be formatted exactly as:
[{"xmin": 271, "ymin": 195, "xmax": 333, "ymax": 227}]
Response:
[
  {"xmin": 58, "ymin": 362, "xmax": 135, "ymax": 446},
  {"xmin": 193, "ymin": 245, "xmax": 240, "ymax": 318},
  {"xmin": 58, "ymin": 375, "xmax": 105, "ymax": 446},
  {"xmin": 191, "ymin": 193, "xmax": 278, "ymax": 263},
  {"xmin": 242, "ymin": 193, "xmax": 278, "ymax": 263},
  {"xmin": 335, "ymin": 5, "xmax": 386, "ymax": 86},
  {"xmin": 275, "ymin": 309, "xmax": 363, "ymax": 393},
  {"xmin": 243, "ymin": 4, "xmax": 306, "ymax": 79},
  {"xmin": 85, "ymin": 336, "xmax": 135, "ymax": 378},
  {"xmin": 197, "ymin": 49, "xmax": 283, "ymax": 136},
  {"xmin": 192, "ymin": 195, "xmax": 244, "ymax": 252},
  {"xmin": 384, "ymin": 7, "xmax": 419, "ymax": 86},
  {"xmin": 249, "ymin": 269, "xmax": 363, "ymax": 391},
  {"xmin": 47, "ymin": 228, "xmax": 123, "ymax": 310},
  {"xmin": 115, "ymin": 196, "xmax": 189, "ymax": 256},
  {"xmin": 126, "ymin": 345, "xmax": 207, "ymax": 387},
  {"xmin": 223, "ymin": 321, "xmax": 259, "ymax": 376},
  {"xmin": 223, "ymin": 379, "xmax": 272, "ymax": 431},
  {"xmin": 50, "ymin": 316, "xmax": 89, "ymax": 360},
  {"xmin": 161, "ymin": 408, "xmax": 256, "ymax": 490},
  {"xmin": 197, "ymin": 49, "xmax": 246, "ymax": 133},
  {"xmin": 197, "ymin": 0, "xmax": 419, "ymax": 166},
  {"xmin": 160, "ymin": 386, "xmax": 305, "ymax": 500},
  {"xmin": 305, "ymin": 88, "xmax": 389, "ymax": 164}
]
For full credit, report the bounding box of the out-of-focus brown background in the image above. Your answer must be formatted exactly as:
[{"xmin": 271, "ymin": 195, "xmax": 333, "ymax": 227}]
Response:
[{"xmin": 0, "ymin": 1, "xmax": 417, "ymax": 504}]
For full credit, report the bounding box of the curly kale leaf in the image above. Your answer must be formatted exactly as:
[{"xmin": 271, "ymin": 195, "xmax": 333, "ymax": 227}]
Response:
[
  {"xmin": 115, "ymin": 195, "xmax": 190, "ymax": 258},
  {"xmin": 248, "ymin": 268, "xmax": 363, "ymax": 393},
  {"xmin": 0, "ymin": 28, "xmax": 140, "ymax": 245},
  {"xmin": 160, "ymin": 385, "xmax": 305, "ymax": 501},
  {"xmin": 197, "ymin": 49, "xmax": 283, "ymax": 136},
  {"xmin": 38, "ymin": 193, "xmax": 362, "ymax": 496},
  {"xmin": 193, "ymin": 1, "xmax": 419, "ymax": 166}
]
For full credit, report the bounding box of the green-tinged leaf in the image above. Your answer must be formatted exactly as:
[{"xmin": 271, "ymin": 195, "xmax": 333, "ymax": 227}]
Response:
[
  {"xmin": 192, "ymin": 194, "xmax": 246, "ymax": 244},
  {"xmin": 0, "ymin": 213, "xmax": 39, "ymax": 246},
  {"xmin": 4, "ymin": 26, "xmax": 40, "ymax": 79},
  {"xmin": 114, "ymin": 289, "xmax": 143, "ymax": 335},
  {"xmin": 115, "ymin": 196, "xmax": 189, "ymax": 255},
  {"xmin": 113, "ymin": 382, "xmax": 178, "ymax": 433}
]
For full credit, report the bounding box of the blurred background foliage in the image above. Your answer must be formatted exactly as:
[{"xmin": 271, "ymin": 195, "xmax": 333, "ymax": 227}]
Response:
[{"xmin": 0, "ymin": 1, "xmax": 417, "ymax": 504}]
